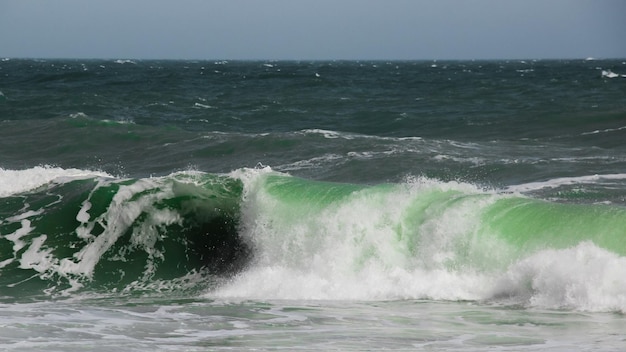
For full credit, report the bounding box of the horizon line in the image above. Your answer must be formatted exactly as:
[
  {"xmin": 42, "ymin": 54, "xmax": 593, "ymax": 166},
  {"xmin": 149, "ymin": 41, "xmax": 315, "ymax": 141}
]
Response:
[{"xmin": 3, "ymin": 56, "xmax": 625, "ymax": 62}]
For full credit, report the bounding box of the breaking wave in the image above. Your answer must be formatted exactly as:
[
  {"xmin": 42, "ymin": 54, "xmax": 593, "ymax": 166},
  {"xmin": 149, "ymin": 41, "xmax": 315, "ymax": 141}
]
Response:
[{"xmin": 1, "ymin": 166, "xmax": 626, "ymax": 312}]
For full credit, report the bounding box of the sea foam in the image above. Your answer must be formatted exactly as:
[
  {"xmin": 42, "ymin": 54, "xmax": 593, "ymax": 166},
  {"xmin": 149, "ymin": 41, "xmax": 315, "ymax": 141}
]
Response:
[{"xmin": 0, "ymin": 166, "xmax": 111, "ymax": 197}]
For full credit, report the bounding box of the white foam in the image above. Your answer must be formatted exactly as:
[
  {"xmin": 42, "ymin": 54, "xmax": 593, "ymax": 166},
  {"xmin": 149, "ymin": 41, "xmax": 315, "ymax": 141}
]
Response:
[
  {"xmin": 2, "ymin": 174, "xmax": 188, "ymax": 295},
  {"xmin": 299, "ymin": 128, "xmax": 422, "ymax": 142},
  {"xmin": 210, "ymin": 173, "xmax": 626, "ymax": 312},
  {"xmin": 0, "ymin": 169, "xmax": 196, "ymax": 294},
  {"xmin": 102, "ymin": 118, "xmax": 135, "ymax": 125},
  {"xmin": 60, "ymin": 178, "xmax": 177, "ymax": 278},
  {"xmin": 18, "ymin": 234, "xmax": 53, "ymax": 272},
  {"xmin": 301, "ymin": 128, "xmax": 352, "ymax": 139},
  {"xmin": 276, "ymin": 154, "xmax": 344, "ymax": 172},
  {"xmin": 433, "ymin": 154, "xmax": 486, "ymax": 166},
  {"xmin": 0, "ymin": 166, "xmax": 111, "ymax": 197},
  {"xmin": 4, "ymin": 219, "xmax": 35, "ymax": 257},
  {"xmin": 581, "ymin": 125, "xmax": 626, "ymax": 135},
  {"xmin": 69, "ymin": 112, "xmax": 89, "ymax": 119},
  {"xmin": 212, "ymin": 175, "xmax": 499, "ymax": 301},
  {"xmin": 601, "ymin": 70, "xmax": 620, "ymax": 78},
  {"xmin": 5, "ymin": 209, "xmax": 45, "ymax": 223},
  {"xmin": 216, "ymin": 265, "xmax": 492, "ymax": 301},
  {"xmin": 76, "ymin": 201, "xmax": 92, "ymax": 223},
  {"xmin": 193, "ymin": 102, "xmax": 215, "ymax": 109},
  {"xmin": 504, "ymin": 173, "xmax": 626, "ymax": 193},
  {"xmin": 493, "ymin": 242, "xmax": 626, "ymax": 312},
  {"xmin": 114, "ymin": 59, "xmax": 136, "ymax": 65}
]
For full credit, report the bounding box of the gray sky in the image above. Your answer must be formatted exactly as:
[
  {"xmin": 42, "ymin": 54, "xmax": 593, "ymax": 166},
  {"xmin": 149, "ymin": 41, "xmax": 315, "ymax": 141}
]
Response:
[{"xmin": 1, "ymin": 0, "xmax": 625, "ymax": 60}]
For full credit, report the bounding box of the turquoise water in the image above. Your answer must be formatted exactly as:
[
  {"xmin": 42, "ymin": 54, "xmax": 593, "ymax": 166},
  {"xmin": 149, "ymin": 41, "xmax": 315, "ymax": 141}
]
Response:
[{"xmin": 1, "ymin": 59, "xmax": 626, "ymax": 350}]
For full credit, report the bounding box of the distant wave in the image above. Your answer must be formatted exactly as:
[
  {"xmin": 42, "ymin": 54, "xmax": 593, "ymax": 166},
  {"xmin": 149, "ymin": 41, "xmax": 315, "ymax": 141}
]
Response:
[
  {"xmin": 581, "ymin": 125, "xmax": 626, "ymax": 136},
  {"xmin": 504, "ymin": 173, "xmax": 626, "ymax": 193}
]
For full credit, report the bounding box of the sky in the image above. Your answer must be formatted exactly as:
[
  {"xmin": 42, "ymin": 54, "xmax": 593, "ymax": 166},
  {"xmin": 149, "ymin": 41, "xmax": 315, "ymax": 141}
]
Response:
[{"xmin": 1, "ymin": 0, "xmax": 625, "ymax": 60}]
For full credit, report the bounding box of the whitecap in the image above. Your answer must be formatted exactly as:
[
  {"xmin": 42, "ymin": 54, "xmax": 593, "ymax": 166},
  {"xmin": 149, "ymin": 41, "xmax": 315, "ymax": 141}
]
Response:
[
  {"xmin": 299, "ymin": 129, "xmax": 422, "ymax": 142},
  {"xmin": 601, "ymin": 70, "xmax": 620, "ymax": 78},
  {"xmin": 581, "ymin": 125, "xmax": 626, "ymax": 135},
  {"xmin": 492, "ymin": 242, "xmax": 626, "ymax": 312},
  {"xmin": 114, "ymin": 59, "xmax": 136, "ymax": 64},
  {"xmin": 504, "ymin": 173, "xmax": 626, "ymax": 193},
  {"xmin": 69, "ymin": 112, "xmax": 88, "ymax": 119},
  {"xmin": 276, "ymin": 154, "xmax": 344, "ymax": 172},
  {"xmin": 432, "ymin": 154, "xmax": 486, "ymax": 166},
  {"xmin": 301, "ymin": 128, "xmax": 350, "ymax": 139},
  {"xmin": 193, "ymin": 102, "xmax": 215, "ymax": 109},
  {"xmin": 0, "ymin": 166, "xmax": 111, "ymax": 197}
]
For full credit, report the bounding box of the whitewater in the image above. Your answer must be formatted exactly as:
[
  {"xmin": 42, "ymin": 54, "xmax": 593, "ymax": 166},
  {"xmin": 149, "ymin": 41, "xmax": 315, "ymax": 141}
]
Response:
[{"xmin": 1, "ymin": 59, "xmax": 626, "ymax": 351}]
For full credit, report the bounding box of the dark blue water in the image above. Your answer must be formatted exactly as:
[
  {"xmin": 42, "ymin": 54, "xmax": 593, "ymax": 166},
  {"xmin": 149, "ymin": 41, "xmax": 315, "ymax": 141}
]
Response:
[{"xmin": 1, "ymin": 59, "xmax": 625, "ymax": 181}]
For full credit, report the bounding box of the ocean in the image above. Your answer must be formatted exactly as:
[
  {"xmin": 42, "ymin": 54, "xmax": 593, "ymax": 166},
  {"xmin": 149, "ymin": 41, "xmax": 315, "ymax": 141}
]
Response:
[{"xmin": 1, "ymin": 58, "xmax": 626, "ymax": 351}]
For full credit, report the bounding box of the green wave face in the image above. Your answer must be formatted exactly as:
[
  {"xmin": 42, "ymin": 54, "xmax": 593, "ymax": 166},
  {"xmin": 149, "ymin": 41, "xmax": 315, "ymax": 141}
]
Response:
[
  {"xmin": 481, "ymin": 198, "xmax": 626, "ymax": 256},
  {"xmin": 0, "ymin": 172, "xmax": 249, "ymax": 298}
]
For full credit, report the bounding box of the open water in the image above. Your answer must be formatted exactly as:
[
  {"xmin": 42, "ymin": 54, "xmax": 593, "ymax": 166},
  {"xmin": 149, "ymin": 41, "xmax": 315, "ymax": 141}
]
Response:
[{"xmin": 1, "ymin": 58, "xmax": 626, "ymax": 350}]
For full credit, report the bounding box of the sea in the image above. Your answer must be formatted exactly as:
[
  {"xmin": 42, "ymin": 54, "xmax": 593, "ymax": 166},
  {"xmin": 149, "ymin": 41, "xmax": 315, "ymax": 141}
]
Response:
[{"xmin": 0, "ymin": 58, "xmax": 626, "ymax": 351}]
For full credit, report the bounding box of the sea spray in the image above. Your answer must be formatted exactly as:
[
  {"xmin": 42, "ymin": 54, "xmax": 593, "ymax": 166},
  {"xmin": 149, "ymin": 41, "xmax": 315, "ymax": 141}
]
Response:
[
  {"xmin": 215, "ymin": 169, "xmax": 626, "ymax": 311},
  {"xmin": 216, "ymin": 170, "xmax": 501, "ymax": 300},
  {"xmin": 493, "ymin": 242, "xmax": 626, "ymax": 311}
]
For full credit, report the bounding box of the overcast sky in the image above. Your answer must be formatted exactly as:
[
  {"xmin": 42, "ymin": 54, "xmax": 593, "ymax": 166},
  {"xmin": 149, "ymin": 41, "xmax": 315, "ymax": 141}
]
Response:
[{"xmin": 1, "ymin": 0, "xmax": 625, "ymax": 60}]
